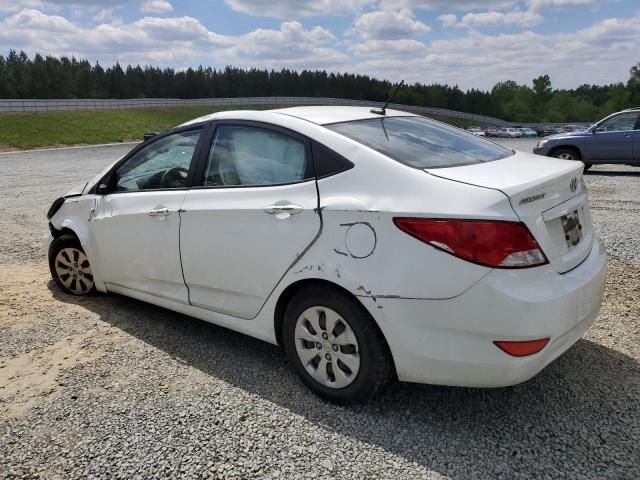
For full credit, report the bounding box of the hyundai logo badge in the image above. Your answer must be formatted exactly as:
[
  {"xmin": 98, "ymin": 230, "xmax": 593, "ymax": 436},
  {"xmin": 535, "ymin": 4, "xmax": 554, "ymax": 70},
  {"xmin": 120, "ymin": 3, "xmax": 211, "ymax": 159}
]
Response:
[{"xmin": 570, "ymin": 177, "xmax": 578, "ymax": 193}]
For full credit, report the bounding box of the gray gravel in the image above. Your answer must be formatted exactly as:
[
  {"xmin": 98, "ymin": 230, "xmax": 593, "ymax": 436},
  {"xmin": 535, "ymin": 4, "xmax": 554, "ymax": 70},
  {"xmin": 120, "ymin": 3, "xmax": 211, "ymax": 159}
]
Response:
[
  {"xmin": 0, "ymin": 140, "xmax": 638, "ymax": 479},
  {"xmin": 0, "ymin": 144, "xmax": 136, "ymax": 265}
]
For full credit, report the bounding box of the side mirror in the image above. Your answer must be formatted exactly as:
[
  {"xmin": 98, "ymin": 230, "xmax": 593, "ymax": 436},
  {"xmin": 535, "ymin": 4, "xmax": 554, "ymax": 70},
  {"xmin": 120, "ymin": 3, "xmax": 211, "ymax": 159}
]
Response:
[{"xmin": 97, "ymin": 183, "xmax": 109, "ymax": 195}]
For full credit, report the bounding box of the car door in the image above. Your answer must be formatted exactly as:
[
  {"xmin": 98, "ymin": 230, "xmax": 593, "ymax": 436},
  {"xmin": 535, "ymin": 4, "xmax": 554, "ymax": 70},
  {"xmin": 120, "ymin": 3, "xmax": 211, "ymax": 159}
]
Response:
[
  {"xmin": 634, "ymin": 116, "xmax": 640, "ymax": 163},
  {"xmin": 590, "ymin": 112, "xmax": 638, "ymax": 162},
  {"xmin": 179, "ymin": 122, "xmax": 321, "ymax": 319},
  {"xmin": 90, "ymin": 126, "xmax": 206, "ymax": 304}
]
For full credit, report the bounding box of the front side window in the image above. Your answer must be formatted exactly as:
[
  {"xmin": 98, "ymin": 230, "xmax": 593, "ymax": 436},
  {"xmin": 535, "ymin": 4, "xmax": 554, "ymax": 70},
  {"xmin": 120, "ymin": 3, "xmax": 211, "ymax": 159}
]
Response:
[
  {"xmin": 597, "ymin": 113, "xmax": 639, "ymax": 132},
  {"xmin": 115, "ymin": 129, "xmax": 201, "ymax": 192},
  {"xmin": 204, "ymin": 125, "xmax": 309, "ymax": 186},
  {"xmin": 327, "ymin": 116, "xmax": 512, "ymax": 169}
]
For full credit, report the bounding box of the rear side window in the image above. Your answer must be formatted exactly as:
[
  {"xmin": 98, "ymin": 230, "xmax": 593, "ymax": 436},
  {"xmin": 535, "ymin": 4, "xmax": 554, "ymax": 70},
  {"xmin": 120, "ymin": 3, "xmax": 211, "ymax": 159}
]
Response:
[
  {"xmin": 311, "ymin": 141, "xmax": 353, "ymax": 178},
  {"xmin": 327, "ymin": 116, "xmax": 513, "ymax": 169},
  {"xmin": 204, "ymin": 125, "xmax": 311, "ymax": 186}
]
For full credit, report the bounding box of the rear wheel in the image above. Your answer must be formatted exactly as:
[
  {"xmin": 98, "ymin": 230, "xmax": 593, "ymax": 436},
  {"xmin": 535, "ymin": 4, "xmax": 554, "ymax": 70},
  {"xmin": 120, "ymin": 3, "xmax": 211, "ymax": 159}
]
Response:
[
  {"xmin": 282, "ymin": 285, "xmax": 393, "ymax": 404},
  {"xmin": 551, "ymin": 148, "xmax": 580, "ymax": 161},
  {"xmin": 49, "ymin": 233, "xmax": 95, "ymax": 296}
]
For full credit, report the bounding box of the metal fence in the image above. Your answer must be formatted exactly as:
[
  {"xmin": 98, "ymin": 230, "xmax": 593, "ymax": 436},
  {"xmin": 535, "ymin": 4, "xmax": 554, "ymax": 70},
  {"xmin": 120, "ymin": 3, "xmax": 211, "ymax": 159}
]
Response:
[{"xmin": 0, "ymin": 97, "xmax": 512, "ymax": 126}]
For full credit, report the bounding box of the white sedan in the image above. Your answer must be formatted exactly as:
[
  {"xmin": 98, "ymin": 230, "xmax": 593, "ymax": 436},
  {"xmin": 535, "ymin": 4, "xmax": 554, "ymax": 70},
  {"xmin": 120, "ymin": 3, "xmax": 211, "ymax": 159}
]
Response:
[
  {"xmin": 47, "ymin": 107, "xmax": 607, "ymax": 403},
  {"xmin": 498, "ymin": 127, "xmax": 524, "ymax": 138},
  {"xmin": 466, "ymin": 127, "xmax": 485, "ymax": 137}
]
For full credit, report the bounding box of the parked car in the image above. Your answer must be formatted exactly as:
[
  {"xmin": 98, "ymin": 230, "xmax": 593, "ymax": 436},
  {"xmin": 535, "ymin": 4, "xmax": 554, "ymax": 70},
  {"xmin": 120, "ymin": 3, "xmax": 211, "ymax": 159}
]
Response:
[
  {"xmin": 467, "ymin": 127, "xmax": 485, "ymax": 137},
  {"xmin": 47, "ymin": 107, "xmax": 606, "ymax": 403},
  {"xmin": 484, "ymin": 127, "xmax": 499, "ymax": 137},
  {"xmin": 497, "ymin": 127, "xmax": 523, "ymax": 138},
  {"xmin": 542, "ymin": 125, "xmax": 565, "ymax": 137},
  {"xmin": 533, "ymin": 107, "xmax": 640, "ymax": 170},
  {"xmin": 518, "ymin": 128, "xmax": 539, "ymax": 138}
]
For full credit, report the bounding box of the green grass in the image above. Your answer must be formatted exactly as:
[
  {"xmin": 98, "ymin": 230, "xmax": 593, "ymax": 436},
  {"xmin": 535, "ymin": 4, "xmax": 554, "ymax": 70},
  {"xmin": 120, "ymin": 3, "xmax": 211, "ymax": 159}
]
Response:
[
  {"xmin": 0, "ymin": 104, "xmax": 470, "ymax": 150},
  {"xmin": 0, "ymin": 106, "xmax": 276, "ymax": 150}
]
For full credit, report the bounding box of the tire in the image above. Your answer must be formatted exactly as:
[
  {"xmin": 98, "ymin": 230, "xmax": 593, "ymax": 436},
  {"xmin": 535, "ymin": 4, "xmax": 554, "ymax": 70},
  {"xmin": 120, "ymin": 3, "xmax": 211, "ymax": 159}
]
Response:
[
  {"xmin": 551, "ymin": 148, "xmax": 580, "ymax": 161},
  {"xmin": 582, "ymin": 163, "xmax": 593, "ymax": 171},
  {"xmin": 282, "ymin": 285, "xmax": 393, "ymax": 404},
  {"xmin": 48, "ymin": 233, "xmax": 95, "ymax": 296}
]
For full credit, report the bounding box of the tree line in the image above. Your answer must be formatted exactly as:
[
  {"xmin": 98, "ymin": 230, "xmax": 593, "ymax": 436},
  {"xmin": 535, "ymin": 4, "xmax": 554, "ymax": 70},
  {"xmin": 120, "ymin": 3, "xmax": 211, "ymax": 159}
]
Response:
[{"xmin": 1, "ymin": 50, "xmax": 639, "ymax": 123}]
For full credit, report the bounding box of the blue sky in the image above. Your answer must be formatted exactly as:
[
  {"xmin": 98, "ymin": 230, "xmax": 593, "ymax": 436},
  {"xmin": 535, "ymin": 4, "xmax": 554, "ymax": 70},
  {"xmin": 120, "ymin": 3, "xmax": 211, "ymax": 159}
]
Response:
[{"xmin": 0, "ymin": 0, "xmax": 638, "ymax": 90}]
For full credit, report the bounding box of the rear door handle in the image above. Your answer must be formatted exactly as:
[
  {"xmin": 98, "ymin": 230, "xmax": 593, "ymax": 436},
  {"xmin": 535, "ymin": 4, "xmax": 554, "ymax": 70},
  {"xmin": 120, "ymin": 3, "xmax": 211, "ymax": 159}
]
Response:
[
  {"xmin": 148, "ymin": 208, "xmax": 172, "ymax": 217},
  {"xmin": 264, "ymin": 203, "xmax": 304, "ymax": 218}
]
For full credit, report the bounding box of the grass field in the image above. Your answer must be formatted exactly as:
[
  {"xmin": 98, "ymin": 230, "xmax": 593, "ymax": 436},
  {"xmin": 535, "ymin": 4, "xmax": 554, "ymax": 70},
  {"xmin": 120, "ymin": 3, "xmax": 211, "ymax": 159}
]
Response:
[{"xmin": 0, "ymin": 105, "xmax": 469, "ymax": 150}]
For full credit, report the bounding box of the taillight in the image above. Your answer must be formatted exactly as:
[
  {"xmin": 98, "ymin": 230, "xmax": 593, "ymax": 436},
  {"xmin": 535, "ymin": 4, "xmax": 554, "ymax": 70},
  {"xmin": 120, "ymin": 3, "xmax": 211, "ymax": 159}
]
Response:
[{"xmin": 393, "ymin": 218, "xmax": 548, "ymax": 268}]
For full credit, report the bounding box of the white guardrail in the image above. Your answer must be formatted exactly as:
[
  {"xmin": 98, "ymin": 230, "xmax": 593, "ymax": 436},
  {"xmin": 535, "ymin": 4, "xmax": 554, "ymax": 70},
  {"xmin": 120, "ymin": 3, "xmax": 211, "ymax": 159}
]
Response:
[{"xmin": 0, "ymin": 97, "xmax": 513, "ymax": 126}]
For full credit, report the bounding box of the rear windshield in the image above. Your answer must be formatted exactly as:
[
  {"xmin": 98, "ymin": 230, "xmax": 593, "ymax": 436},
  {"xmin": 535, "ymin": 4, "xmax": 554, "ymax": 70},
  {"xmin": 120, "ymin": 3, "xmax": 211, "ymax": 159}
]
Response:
[{"xmin": 327, "ymin": 116, "xmax": 513, "ymax": 169}]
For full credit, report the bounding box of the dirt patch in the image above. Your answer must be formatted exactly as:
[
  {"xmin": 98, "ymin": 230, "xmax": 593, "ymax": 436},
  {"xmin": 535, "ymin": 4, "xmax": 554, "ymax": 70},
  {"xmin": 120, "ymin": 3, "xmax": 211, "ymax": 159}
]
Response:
[
  {"xmin": 0, "ymin": 264, "xmax": 90, "ymax": 329},
  {"xmin": 0, "ymin": 328, "xmax": 122, "ymax": 419},
  {"xmin": 0, "ymin": 264, "xmax": 128, "ymax": 419}
]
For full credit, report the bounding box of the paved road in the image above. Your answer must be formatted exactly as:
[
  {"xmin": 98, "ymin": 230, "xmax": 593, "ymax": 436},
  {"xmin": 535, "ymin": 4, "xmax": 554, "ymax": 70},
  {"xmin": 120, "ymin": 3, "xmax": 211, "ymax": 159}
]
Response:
[{"xmin": 0, "ymin": 139, "xmax": 638, "ymax": 479}]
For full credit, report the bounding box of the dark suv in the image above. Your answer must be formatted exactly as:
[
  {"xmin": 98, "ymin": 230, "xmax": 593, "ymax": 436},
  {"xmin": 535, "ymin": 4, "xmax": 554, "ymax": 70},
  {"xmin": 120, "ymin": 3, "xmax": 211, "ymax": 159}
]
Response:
[{"xmin": 533, "ymin": 107, "xmax": 640, "ymax": 170}]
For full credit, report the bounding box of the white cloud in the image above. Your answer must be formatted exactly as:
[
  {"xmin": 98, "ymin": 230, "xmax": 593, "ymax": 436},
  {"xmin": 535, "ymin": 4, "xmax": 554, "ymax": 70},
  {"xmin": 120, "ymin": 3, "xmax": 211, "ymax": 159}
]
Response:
[
  {"xmin": 224, "ymin": 0, "xmax": 371, "ymax": 18},
  {"xmin": 380, "ymin": 0, "xmax": 515, "ymax": 10},
  {"xmin": 347, "ymin": 13, "xmax": 640, "ymax": 89},
  {"xmin": 381, "ymin": 0, "xmax": 600, "ymax": 12},
  {"xmin": 349, "ymin": 38, "xmax": 429, "ymax": 57},
  {"xmin": 140, "ymin": 0, "xmax": 172, "ymax": 13},
  {"xmin": 438, "ymin": 14, "xmax": 458, "ymax": 27},
  {"xmin": 440, "ymin": 9, "xmax": 543, "ymax": 28},
  {"xmin": 0, "ymin": 0, "xmax": 174, "ymax": 15},
  {"xmin": 0, "ymin": 0, "xmax": 45, "ymax": 12},
  {"xmin": 352, "ymin": 8, "xmax": 430, "ymax": 40},
  {"xmin": 216, "ymin": 21, "xmax": 347, "ymax": 67},
  {"xmin": 527, "ymin": 0, "xmax": 594, "ymax": 11},
  {"xmin": 0, "ymin": 9, "xmax": 346, "ymax": 69}
]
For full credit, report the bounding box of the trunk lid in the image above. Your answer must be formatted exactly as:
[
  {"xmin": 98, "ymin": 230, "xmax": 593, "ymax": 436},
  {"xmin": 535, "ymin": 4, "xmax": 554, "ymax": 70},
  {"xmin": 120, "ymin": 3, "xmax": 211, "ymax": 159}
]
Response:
[{"xmin": 426, "ymin": 151, "xmax": 593, "ymax": 273}]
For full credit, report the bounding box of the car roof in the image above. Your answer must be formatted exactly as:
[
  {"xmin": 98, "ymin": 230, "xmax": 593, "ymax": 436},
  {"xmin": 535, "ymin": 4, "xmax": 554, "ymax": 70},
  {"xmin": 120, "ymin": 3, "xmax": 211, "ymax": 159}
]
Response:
[
  {"xmin": 180, "ymin": 106, "xmax": 417, "ymax": 128},
  {"xmin": 273, "ymin": 106, "xmax": 419, "ymax": 124}
]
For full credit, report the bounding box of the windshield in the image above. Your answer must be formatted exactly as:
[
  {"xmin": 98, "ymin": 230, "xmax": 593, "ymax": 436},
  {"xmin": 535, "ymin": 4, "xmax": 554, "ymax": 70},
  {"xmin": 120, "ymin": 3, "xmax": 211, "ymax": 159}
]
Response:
[{"xmin": 326, "ymin": 116, "xmax": 513, "ymax": 169}]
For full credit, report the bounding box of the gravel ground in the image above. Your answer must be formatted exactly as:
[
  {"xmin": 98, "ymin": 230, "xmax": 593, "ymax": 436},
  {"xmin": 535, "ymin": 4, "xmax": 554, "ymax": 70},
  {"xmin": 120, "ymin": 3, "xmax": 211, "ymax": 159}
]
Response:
[{"xmin": 0, "ymin": 139, "xmax": 638, "ymax": 479}]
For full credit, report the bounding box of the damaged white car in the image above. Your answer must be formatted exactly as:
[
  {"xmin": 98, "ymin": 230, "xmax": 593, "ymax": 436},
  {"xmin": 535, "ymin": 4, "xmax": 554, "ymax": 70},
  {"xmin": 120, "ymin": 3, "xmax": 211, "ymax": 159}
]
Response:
[{"xmin": 47, "ymin": 106, "xmax": 607, "ymax": 403}]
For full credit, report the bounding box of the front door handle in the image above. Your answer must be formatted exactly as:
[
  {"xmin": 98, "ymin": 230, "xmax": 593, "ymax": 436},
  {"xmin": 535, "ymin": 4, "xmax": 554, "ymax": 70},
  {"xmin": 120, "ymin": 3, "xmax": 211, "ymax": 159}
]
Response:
[
  {"xmin": 264, "ymin": 203, "xmax": 304, "ymax": 219},
  {"xmin": 148, "ymin": 208, "xmax": 172, "ymax": 217}
]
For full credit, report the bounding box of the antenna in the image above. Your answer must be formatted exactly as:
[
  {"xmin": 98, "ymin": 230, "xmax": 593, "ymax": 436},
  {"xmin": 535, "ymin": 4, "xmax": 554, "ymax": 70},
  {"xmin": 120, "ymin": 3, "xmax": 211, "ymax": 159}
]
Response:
[{"xmin": 371, "ymin": 80, "xmax": 405, "ymax": 115}]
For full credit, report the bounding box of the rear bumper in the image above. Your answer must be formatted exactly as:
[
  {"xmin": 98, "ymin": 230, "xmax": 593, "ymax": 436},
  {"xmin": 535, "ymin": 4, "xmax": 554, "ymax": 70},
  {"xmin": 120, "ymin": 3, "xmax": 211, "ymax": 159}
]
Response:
[{"xmin": 365, "ymin": 235, "xmax": 607, "ymax": 387}]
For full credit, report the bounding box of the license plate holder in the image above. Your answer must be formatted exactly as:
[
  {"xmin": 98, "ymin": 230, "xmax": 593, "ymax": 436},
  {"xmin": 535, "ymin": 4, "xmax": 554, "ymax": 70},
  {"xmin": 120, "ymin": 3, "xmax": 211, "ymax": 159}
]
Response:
[{"xmin": 561, "ymin": 210, "xmax": 582, "ymax": 248}]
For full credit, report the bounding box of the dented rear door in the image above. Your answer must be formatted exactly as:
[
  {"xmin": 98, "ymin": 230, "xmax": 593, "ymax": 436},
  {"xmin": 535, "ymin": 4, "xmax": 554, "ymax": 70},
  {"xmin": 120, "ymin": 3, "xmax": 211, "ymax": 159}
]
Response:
[{"xmin": 179, "ymin": 122, "xmax": 321, "ymax": 319}]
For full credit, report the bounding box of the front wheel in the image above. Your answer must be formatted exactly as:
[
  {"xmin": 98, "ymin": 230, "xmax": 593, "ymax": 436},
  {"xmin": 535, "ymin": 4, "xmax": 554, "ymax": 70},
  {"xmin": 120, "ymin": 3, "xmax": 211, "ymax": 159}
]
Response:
[
  {"xmin": 551, "ymin": 148, "xmax": 580, "ymax": 161},
  {"xmin": 282, "ymin": 286, "xmax": 393, "ymax": 404},
  {"xmin": 49, "ymin": 233, "xmax": 95, "ymax": 296}
]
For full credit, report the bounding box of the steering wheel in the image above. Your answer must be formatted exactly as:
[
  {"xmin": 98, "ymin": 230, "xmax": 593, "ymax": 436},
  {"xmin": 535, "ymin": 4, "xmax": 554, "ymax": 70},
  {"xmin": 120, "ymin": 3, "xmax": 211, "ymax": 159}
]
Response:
[{"xmin": 160, "ymin": 167, "xmax": 189, "ymax": 188}]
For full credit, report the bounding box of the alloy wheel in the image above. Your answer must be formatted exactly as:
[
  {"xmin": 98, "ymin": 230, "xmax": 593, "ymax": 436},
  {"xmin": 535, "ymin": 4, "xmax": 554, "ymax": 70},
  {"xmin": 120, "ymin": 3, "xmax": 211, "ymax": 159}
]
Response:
[
  {"xmin": 54, "ymin": 247, "xmax": 94, "ymax": 295},
  {"xmin": 294, "ymin": 306, "xmax": 361, "ymax": 389}
]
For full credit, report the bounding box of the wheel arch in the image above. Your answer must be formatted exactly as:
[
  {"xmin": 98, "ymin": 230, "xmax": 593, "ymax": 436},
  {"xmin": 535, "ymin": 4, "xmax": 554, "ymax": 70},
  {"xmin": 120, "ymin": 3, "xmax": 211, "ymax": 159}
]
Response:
[
  {"xmin": 50, "ymin": 225, "xmax": 80, "ymax": 240},
  {"xmin": 273, "ymin": 278, "xmax": 393, "ymax": 365},
  {"xmin": 548, "ymin": 144, "xmax": 582, "ymax": 160}
]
